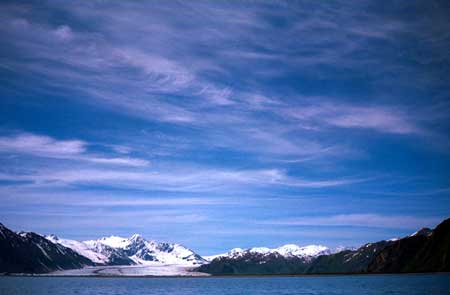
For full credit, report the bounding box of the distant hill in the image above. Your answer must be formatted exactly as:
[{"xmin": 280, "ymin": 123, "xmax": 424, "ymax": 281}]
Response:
[
  {"xmin": 368, "ymin": 219, "xmax": 450, "ymax": 273},
  {"xmin": 306, "ymin": 240, "xmax": 392, "ymax": 274},
  {"xmin": 199, "ymin": 244, "xmax": 332, "ymax": 275},
  {"xmin": 198, "ymin": 217, "xmax": 450, "ymax": 275},
  {"xmin": 198, "ymin": 241, "xmax": 391, "ymax": 275}
]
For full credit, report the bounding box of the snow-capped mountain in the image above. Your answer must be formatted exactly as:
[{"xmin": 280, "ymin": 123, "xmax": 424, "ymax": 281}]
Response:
[
  {"xmin": 47, "ymin": 234, "xmax": 206, "ymax": 266},
  {"xmin": 205, "ymin": 244, "xmax": 330, "ymax": 262},
  {"xmin": 2, "ymin": 217, "xmax": 450, "ymax": 275},
  {"xmin": 47, "ymin": 235, "xmax": 135, "ymax": 266},
  {"xmin": 88, "ymin": 234, "xmax": 207, "ymax": 265},
  {"xmin": 275, "ymin": 244, "xmax": 330, "ymax": 258}
]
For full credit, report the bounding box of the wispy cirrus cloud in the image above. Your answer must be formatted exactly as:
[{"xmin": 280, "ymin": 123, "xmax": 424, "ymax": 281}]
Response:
[
  {"xmin": 281, "ymin": 103, "xmax": 423, "ymax": 135},
  {"xmin": 259, "ymin": 214, "xmax": 442, "ymax": 230},
  {"xmin": 2, "ymin": 1, "xmax": 446, "ymax": 133},
  {"xmin": 0, "ymin": 166, "xmax": 365, "ymax": 193},
  {"xmin": 0, "ymin": 132, "xmax": 149, "ymax": 167},
  {"xmin": 1, "ymin": 0, "xmax": 447, "ymax": 167},
  {"xmin": 85, "ymin": 157, "xmax": 148, "ymax": 167},
  {"xmin": 2, "ymin": 210, "xmax": 209, "ymax": 232},
  {"xmin": 1, "ymin": 193, "xmax": 239, "ymax": 207},
  {"xmin": 1, "ymin": 11, "xmax": 233, "ymax": 121},
  {"xmin": 5, "ymin": 209, "xmax": 208, "ymax": 224},
  {"xmin": 0, "ymin": 133, "xmax": 85, "ymax": 156},
  {"xmin": 1, "ymin": 1, "xmax": 449, "ymax": 250},
  {"xmin": 325, "ymin": 107, "xmax": 419, "ymax": 134}
]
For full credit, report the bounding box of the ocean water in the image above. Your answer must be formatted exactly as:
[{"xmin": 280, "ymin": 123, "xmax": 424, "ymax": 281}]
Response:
[{"xmin": 0, "ymin": 274, "xmax": 448, "ymax": 295}]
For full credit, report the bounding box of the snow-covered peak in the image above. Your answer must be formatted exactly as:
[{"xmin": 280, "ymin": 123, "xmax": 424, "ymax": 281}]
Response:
[
  {"xmin": 91, "ymin": 234, "xmax": 153, "ymax": 250},
  {"xmin": 275, "ymin": 244, "xmax": 301, "ymax": 255},
  {"xmin": 204, "ymin": 248, "xmax": 244, "ymax": 261},
  {"xmin": 82, "ymin": 234, "xmax": 206, "ymax": 266},
  {"xmin": 17, "ymin": 231, "xmax": 29, "ymax": 238},
  {"xmin": 129, "ymin": 234, "xmax": 144, "ymax": 242},
  {"xmin": 96, "ymin": 235, "xmax": 130, "ymax": 249},
  {"xmin": 46, "ymin": 234, "xmax": 59, "ymax": 242},
  {"xmin": 210, "ymin": 244, "xmax": 331, "ymax": 261},
  {"xmin": 276, "ymin": 244, "xmax": 330, "ymax": 257},
  {"xmin": 410, "ymin": 228, "xmax": 432, "ymax": 238},
  {"xmin": 229, "ymin": 248, "xmax": 244, "ymax": 255},
  {"xmin": 249, "ymin": 247, "xmax": 271, "ymax": 254}
]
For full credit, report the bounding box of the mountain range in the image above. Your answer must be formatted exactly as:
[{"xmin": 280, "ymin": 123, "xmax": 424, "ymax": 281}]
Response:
[
  {"xmin": 46, "ymin": 234, "xmax": 206, "ymax": 266},
  {"xmin": 1, "ymin": 217, "xmax": 449, "ymax": 275},
  {"xmin": 199, "ymin": 218, "xmax": 450, "ymax": 275},
  {"xmin": 204, "ymin": 244, "xmax": 334, "ymax": 262},
  {"xmin": 0, "ymin": 224, "xmax": 206, "ymax": 274}
]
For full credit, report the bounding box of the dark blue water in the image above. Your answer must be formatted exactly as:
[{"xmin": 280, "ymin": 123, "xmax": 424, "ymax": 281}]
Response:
[{"xmin": 0, "ymin": 274, "xmax": 448, "ymax": 295}]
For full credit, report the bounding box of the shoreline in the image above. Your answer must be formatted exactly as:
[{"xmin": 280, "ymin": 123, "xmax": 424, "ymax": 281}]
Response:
[{"xmin": 1, "ymin": 271, "xmax": 449, "ymax": 279}]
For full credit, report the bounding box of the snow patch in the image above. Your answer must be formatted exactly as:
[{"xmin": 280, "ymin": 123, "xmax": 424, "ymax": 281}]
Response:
[{"xmin": 36, "ymin": 244, "xmax": 52, "ymax": 261}]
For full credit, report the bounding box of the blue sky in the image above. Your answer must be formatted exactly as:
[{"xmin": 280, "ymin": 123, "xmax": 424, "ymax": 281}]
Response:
[{"xmin": 1, "ymin": 0, "xmax": 449, "ymax": 255}]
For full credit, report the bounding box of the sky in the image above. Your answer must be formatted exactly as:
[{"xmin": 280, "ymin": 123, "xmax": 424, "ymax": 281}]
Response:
[{"xmin": 0, "ymin": 0, "xmax": 449, "ymax": 255}]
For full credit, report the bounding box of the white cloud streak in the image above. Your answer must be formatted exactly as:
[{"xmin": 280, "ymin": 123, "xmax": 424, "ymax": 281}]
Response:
[
  {"xmin": 259, "ymin": 214, "xmax": 442, "ymax": 229},
  {"xmin": 282, "ymin": 103, "xmax": 423, "ymax": 135},
  {"xmin": 0, "ymin": 132, "xmax": 149, "ymax": 167},
  {"xmin": 1, "ymin": 192, "xmax": 237, "ymax": 207},
  {"xmin": 0, "ymin": 133, "xmax": 85, "ymax": 156},
  {"xmin": 0, "ymin": 167, "xmax": 365, "ymax": 192},
  {"xmin": 1, "ymin": 1, "xmax": 445, "ymax": 169}
]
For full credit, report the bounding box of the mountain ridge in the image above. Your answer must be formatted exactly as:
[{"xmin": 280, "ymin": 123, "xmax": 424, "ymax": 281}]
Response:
[
  {"xmin": 1, "ymin": 218, "xmax": 449, "ymax": 275},
  {"xmin": 198, "ymin": 217, "xmax": 450, "ymax": 275}
]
